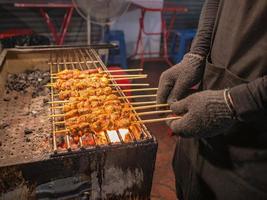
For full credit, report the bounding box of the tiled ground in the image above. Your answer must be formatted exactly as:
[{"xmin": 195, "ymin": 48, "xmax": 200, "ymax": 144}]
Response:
[
  {"xmin": 148, "ymin": 122, "xmax": 178, "ymax": 200},
  {"xmin": 129, "ymin": 60, "xmax": 178, "ymax": 200}
]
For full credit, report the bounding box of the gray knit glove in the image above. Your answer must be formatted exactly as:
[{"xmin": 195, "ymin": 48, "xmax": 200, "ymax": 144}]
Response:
[
  {"xmin": 167, "ymin": 90, "xmax": 236, "ymax": 138},
  {"xmin": 157, "ymin": 53, "xmax": 204, "ymax": 104}
]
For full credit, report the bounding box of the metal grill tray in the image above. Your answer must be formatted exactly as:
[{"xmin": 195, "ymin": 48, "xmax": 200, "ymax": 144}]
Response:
[{"xmin": 0, "ymin": 46, "xmax": 152, "ymax": 166}]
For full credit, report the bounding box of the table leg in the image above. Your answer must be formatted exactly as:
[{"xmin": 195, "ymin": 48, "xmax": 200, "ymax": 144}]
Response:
[
  {"xmin": 39, "ymin": 8, "xmax": 60, "ymax": 44},
  {"xmin": 59, "ymin": 7, "xmax": 73, "ymax": 45}
]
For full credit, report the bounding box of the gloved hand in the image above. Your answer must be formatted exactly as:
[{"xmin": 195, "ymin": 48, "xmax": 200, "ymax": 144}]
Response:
[
  {"xmin": 156, "ymin": 53, "xmax": 204, "ymax": 104},
  {"xmin": 167, "ymin": 89, "xmax": 237, "ymax": 138}
]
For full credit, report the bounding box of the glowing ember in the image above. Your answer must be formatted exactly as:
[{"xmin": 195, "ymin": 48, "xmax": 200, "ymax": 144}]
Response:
[{"xmin": 107, "ymin": 130, "xmax": 120, "ymax": 143}]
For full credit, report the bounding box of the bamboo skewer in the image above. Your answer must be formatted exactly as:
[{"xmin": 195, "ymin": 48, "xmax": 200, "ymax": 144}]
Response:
[
  {"xmin": 131, "ymin": 101, "xmax": 157, "ymax": 106},
  {"xmin": 119, "ymin": 88, "xmax": 158, "ymax": 92},
  {"xmin": 50, "ymin": 68, "xmax": 143, "ymax": 75},
  {"xmin": 107, "ymin": 68, "xmax": 143, "ymax": 72},
  {"xmin": 46, "ymin": 83, "xmax": 150, "ymax": 87},
  {"xmin": 111, "ymin": 76, "xmax": 147, "ymax": 81},
  {"xmin": 49, "ymin": 103, "xmax": 169, "ymax": 118},
  {"xmin": 48, "ymin": 93, "xmax": 156, "ymax": 104},
  {"xmin": 52, "ymin": 116, "xmax": 182, "ymax": 129},
  {"xmin": 113, "ymin": 83, "xmax": 149, "ymax": 87},
  {"xmin": 134, "ymin": 103, "xmax": 169, "ymax": 110},
  {"xmin": 50, "ymin": 113, "xmax": 65, "ymax": 118},
  {"xmin": 118, "ymin": 94, "xmax": 156, "ymax": 99},
  {"xmin": 49, "ymin": 104, "xmax": 170, "ymax": 118},
  {"xmin": 107, "ymin": 74, "xmax": 147, "ymax": 77},
  {"xmin": 51, "ymin": 74, "xmax": 147, "ymax": 79},
  {"xmin": 48, "ymin": 75, "xmax": 147, "ymax": 83},
  {"xmin": 137, "ymin": 116, "xmax": 181, "ymax": 123},
  {"xmin": 50, "ymin": 100, "xmax": 158, "ymax": 109},
  {"xmin": 49, "ymin": 108, "xmax": 172, "ymax": 118},
  {"xmin": 48, "ymin": 100, "xmax": 68, "ymax": 104},
  {"xmin": 66, "ymin": 135, "xmax": 71, "ymax": 149},
  {"xmin": 137, "ymin": 110, "xmax": 172, "ymax": 116},
  {"xmin": 54, "ymin": 129, "xmax": 68, "ymax": 133},
  {"xmin": 49, "ymin": 61, "xmax": 98, "ymax": 65},
  {"xmin": 52, "ymin": 87, "xmax": 158, "ymax": 97},
  {"xmin": 54, "ymin": 121, "xmax": 66, "ymax": 125}
]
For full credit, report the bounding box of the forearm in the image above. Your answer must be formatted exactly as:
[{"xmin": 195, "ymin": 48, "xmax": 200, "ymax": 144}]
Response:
[
  {"xmin": 190, "ymin": 0, "xmax": 220, "ymax": 57},
  {"xmin": 230, "ymin": 76, "xmax": 267, "ymax": 121}
]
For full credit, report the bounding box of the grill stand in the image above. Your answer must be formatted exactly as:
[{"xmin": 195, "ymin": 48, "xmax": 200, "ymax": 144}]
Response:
[{"xmin": 0, "ymin": 140, "xmax": 157, "ymax": 199}]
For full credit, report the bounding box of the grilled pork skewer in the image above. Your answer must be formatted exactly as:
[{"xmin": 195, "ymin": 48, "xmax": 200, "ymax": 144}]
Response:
[{"xmin": 50, "ymin": 68, "xmax": 143, "ymax": 76}]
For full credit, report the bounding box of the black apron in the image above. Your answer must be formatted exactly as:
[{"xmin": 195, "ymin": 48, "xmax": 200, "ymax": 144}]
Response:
[{"xmin": 173, "ymin": 1, "xmax": 267, "ymax": 199}]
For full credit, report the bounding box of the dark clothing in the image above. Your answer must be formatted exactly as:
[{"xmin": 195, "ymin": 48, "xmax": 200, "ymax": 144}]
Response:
[
  {"xmin": 174, "ymin": 0, "xmax": 267, "ymax": 199},
  {"xmin": 209, "ymin": 0, "xmax": 267, "ymax": 120},
  {"xmin": 191, "ymin": 0, "xmax": 267, "ymax": 118},
  {"xmin": 231, "ymin": 77, "xmax": 267, "ymax": 121}
]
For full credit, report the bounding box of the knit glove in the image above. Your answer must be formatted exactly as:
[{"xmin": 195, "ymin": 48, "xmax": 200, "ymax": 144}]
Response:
[
  {"xmin": 167, "ymin": 90, "xmax": 236, "ymax": 138},
  {"xmin": 156, "ymin": 53, "xmax": 204, "ymax": 104}
]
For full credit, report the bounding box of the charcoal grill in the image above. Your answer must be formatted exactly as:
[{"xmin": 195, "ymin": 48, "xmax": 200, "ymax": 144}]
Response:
[
  {"xmin": 0, "ymin": 45, "xmax": 158, "ymax": 200},
  {"xmin": 48, "ymin": 47, "xmax": 153, "ymax": 154}
]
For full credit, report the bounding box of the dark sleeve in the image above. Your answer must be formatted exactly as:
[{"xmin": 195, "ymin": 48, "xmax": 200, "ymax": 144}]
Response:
[
  {"xmin": 190, "ymin": 0, "xmax": 220, "ymax": 57},
  {"xmin": 230, "ymin": 76, "xmax": 267, "ymax": 121}
]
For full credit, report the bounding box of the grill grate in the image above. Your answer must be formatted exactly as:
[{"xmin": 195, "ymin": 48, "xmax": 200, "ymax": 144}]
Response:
[{"xmin": 49, "ymin": 48, "xmax": 152, "ymax": 154}]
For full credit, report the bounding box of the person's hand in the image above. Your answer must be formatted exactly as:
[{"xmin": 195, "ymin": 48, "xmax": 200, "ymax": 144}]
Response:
[
  {"xmin": 167, "ymin": 90, "xmax": 236, "ymax": 138},
  {"xmin": 156, "ymin": 53, "xmax": 204, "ymax": 104}
]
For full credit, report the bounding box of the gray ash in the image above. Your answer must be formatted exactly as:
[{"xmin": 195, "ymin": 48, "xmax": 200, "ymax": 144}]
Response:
[{"xmin": 6, "ymin": 69, "xmax": 50, "ymax": 97}]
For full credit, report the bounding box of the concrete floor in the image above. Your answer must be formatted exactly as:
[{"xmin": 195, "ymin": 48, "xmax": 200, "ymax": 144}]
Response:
[{"xmin": 128, "ymin": 60, "xmax": 178, "ymax": 200}]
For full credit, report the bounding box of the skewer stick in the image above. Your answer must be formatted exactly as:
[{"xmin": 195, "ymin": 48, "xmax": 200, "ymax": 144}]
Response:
[
  {"xmin": 108, "ymin": 69, "xmax": 143, "ymax": 72},
  {"xmin": 52, "ymin": 87, "xmax": 157, "ymax": 97},
  {"xmin": 113, "ymin": 83, "xmax": 150, "ymax": 87},
  {"xmin": 49, "ymin": 61, "xmax": 98, "ymax": 66},
  {"xmin": 118, "ymin": 94, "xmax": 156, "ymax": 99},
  {"xmin": 50, "ymin": 113, "xmax": 65, "ymax": 117},
  {"xmin": 134, "ymin": 103, "xmax": 169, "ymax": 110},
  {"xmin": 45, "ymin": 83, "xmax": 150, "ymax": 87},
  {"xmin": 120, "ymin": 88, "xmax": 157, "ymax": 92},
  {"xmin": 54, "ymin": 121, "xmax": 65, "ymax": 125},
  {"xmin": 48, "ymin": 100, "xmax": 68, "ymax": 104},
  {"xmin": 51, "ymin": 74, "xmax": 147, "ymax": 79},
  {"xmin": 49, "ymin": 103, "xmax": 168, "ymax": 118},
  {"xmin": 66, "ymin": 135, "xmax": 71, "ymax": 149},
  {"xmin": 50, "ymin": 100, "xmax": 158, "ymax": 109},
  {"xmin": 49, "ymin": 105, "xmax": 170, "ymax": 119},
  {"xmin": 137, "ymin": 110, "xmax": 172, "ymax": 116},
  {"xmin": 48, "ymin": 93, "xmax": 156, "ymax": 104},
  {"xmin": 112, "ymin": 76, "xmax": 147, "ymax": 81},
  {"xmin": 108, "ymin": 74, "xmax": 147, "ymax": 77},
  {"xmin": 55, "ymin": 129, "xmax": 68, "ymax": 133},
  {"xmin": 48, "ymin": 75, "xmax": 147, "ymax": 84},
  {"xmin": 131, "ymin": 101, "xmax": 157, "ymax": 106},
  {"xmin": 137, "ymin": 116, "xmax": 182, "ymax": 123},
  {"xmin": 53, "ymin": 116, "xmax": 182, "ymax": 127},
  {"xmin": 50, "ymin": 68, "xmax": 143, "ymax": 76},
  {"xmin": 79, "ymin": 137, "xmax": 83, "ymax": 147},
  {"xmin": 54, "ymin": 129, "xmax": 68, "ymax": 133}
]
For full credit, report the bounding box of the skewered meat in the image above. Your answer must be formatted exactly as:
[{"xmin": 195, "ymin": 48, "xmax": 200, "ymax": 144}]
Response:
[
  {"xmin": 54, "ymin": 76, "xmax": 109, "ymax": 91},
  {"xmin": 63, "ymin": 103, "xmax": 135, "ymax": 135},
  {"xmin": 53, "ymin": 69, "xmax": 142, "ymax": 142},
  {"xmin": 54, "ymin": 71, "xmax": 109, "ymax": 91},
  {"xmin": 65, "ymin": 109, "xmax": 78, "ymax": 119},
  {"xmin": 58, "ymin": 86, "xmax": 113, "ymax": 100},
  {"xmin": 56, "ymin": 69, "xmax": 100, "ymax": 80}
]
